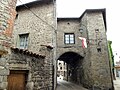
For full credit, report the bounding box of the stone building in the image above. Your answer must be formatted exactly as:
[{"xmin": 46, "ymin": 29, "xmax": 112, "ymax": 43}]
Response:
[
  {"xmin": 57, "ymin": 60, "xmax": 67, "ymax": 78},
  {"xmin": 0, "ymin": 0, "xmax": 114, "ymax": 90},
  {"xmin": 12, "ymin": 0, "xmax": 56, "ymax": 90},
  {"xmin": 0, "ymin": 0, "xmax": 56, "ymax": 90},
  {"xmin": 115, "ymin": 60, "xmax": 120, "ymax": 77},
  {"xmin": 57, "ymin": 9, "xmax": 114, "ymax": 89}
]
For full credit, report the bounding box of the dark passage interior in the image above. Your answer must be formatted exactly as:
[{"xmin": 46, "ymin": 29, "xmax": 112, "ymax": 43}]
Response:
[{"xmin": 57, "ymin": 52, "xmax": 84, "ymax": 84}]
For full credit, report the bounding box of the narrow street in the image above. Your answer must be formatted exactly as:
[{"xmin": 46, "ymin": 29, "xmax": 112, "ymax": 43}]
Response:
[
  {"xmin": 56, "ymin": 78, "xmax": 88, "ymax": 90},
  {"xmin": 114, "ymin": 77, "xmax": 120, "ymax": 90}
]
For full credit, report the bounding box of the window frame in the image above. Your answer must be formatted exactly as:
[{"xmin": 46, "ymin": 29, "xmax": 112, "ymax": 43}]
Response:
[
  {"xmin": 64, "ymin": 33, "xmax": 75, "ymax": 44},
  {"xmin": 19, "ymin": 33, "xmax": 29, "ymax": 49}
]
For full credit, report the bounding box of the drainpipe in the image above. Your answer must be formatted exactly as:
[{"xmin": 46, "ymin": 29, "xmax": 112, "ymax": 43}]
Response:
[{"xmin": 52, "ymin": 0, "xmax": 57, "ymax": 90}]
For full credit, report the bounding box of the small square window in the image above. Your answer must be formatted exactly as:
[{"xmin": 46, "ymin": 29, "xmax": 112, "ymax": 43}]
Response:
[
  {"xmin": 97, "ymin": 47, "xmax": 101, "ymax": 52},
  {"xmin": 60, "ymin": 67, "xmax": 62, "ymax": 70},
  {"xmin": 95, "ymin": 29, "xmax": 99, "ymax": 33},
  {"xmin": 64, "ymin": 33, "xmax": 75, "ymax": 44}
]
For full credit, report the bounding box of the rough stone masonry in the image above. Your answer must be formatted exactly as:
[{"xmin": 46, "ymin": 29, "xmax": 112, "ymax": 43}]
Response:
[
  {"xmin": 0, "ymin": 0, "xmax": 17, "ymax": 53},
  {"xmin": 0, "ymin": 0, "xmax": 54, "ymax": 90},
  {"xmin": 0, "ymin": 0, "xmax": 17, "ymax": 89},
  {"xmin": 0, "ymin": 0, "xmax": 114, "ymax": 90}
]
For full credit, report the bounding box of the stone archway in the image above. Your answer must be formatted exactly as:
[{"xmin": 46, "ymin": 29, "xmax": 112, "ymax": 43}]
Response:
[{"xmin": 57, "ymin": 51, "xmax": 84, "ymax": 84}]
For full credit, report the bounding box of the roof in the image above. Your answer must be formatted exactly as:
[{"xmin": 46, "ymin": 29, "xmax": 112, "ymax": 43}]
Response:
[
  {"xmin": 57, "ymin": 17, "xmax": 79, "ymax": 21},
  {"xmin": 11, "ymin": 47, "xmax": 45, "ymax": 59},
  {"xmin": 16, "ymin": 0, "xmax": 55, "ymax": 9},
  {"xmin": 57, "ymin": 17, "xmax": 80, "ymax": 23},
  {"xmin": 57, "ymin": 9, "xmax": 107, "ymax": 30}
]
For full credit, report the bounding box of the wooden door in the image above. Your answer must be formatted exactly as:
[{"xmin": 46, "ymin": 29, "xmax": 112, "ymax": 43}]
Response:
[{"xmin": 8, "ymin": 71, "xmax": 27, "ymax": 90}]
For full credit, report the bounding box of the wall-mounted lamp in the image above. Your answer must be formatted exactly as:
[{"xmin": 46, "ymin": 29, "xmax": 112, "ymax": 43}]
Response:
[{"xmin": 79, "ymin": 29, "xmax": 83, "ymax": 34}]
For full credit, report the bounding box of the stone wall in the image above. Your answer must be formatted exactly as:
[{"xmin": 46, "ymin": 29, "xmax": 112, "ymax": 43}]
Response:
[
  {"xmin": 79, "ymin": 13, "xmax": 93, "ymax": 88},
  {"xmin": 57, "ymin": 18, "xmax": 88, "ymax": 86},
  {"xmin": 0, "ymin": 0, "xmax": 112, "ymax": 89},
  {"xmin": 57, "ymin": 18, "xmax": 87, "ymax": 58},
  {"xmin": 0, "ymin": 0, "xmax": 16, "ymax": 37},
  {"xmin": 57, "ymin": 9, "xmax": 113, "ymax": 90},
  {"xmin": 57, "ymin": 18, "xmax": 87, "ymax": 86},
  {"xmin": 0, "ymin": 0, "xmax": 17, "ymax": 53},
  {"xmin": 0, "ymin": 54, "xmax": 9, "ymax": 89},
  {"xmin": 13, "ymin": 1, "xmax": 56, "ymax": 89},
  {"xmin": 0, "ymin": 1, "xmax": 55, "ymax": 89},
  {"xmin": 81, "ymin": 10, "xmax": 113, "ymax": 89},
  {"xmin": 0, "ymin": 0, "xmax": 17, "ymax": 89},
  {"xmin": 13, "ymin": 1, "xmax": 56, "ymax": 55},
  {"xmin": 9, "ymin": 48, "xmax": 53, "ymax": 90}
]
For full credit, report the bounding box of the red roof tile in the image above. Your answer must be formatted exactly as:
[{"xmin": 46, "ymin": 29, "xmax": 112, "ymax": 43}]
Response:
[{"xmin": 11, "ymin": 47, "xmax": 45, "ymax": 58}]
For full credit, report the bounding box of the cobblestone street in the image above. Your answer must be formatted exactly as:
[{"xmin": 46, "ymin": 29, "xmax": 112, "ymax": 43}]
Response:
[{"xmin": 56, "ymin": 78, "xmax": 88, "ymax": 90}]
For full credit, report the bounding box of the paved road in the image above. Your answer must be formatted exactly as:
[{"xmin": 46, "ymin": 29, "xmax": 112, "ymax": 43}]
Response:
[
  {"xmin": 56, "ymin": 78, "xmax": 88, "ymax": 90},
  {"xmin": 114, "ymin": 77, "xmax": 120, "ymax": 90}
]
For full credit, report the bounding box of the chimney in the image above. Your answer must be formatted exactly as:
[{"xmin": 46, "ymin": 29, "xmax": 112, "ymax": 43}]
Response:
[{"xmin": 0, "ymin": 0, "xmax": 17, "ymax": 55}]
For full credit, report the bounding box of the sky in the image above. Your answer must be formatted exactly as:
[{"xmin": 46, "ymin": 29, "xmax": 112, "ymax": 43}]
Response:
[{"xmin": 17, "ymin": 0, "xmax": 120, "ymax": 61}]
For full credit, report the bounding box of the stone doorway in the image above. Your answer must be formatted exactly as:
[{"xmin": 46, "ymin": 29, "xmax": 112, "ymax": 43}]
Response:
[{"xmin": 7, "ymin": 70, "xmax": 28, "ymax": 90}]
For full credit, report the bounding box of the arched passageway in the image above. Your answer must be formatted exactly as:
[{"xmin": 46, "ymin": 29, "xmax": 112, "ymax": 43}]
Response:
[{"xmin": 57, "ymin": 52, "xmax": 84, "ymax": 85}]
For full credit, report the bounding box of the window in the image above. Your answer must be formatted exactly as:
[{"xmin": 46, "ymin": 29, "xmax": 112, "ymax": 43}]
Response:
[
  {"xmin": 97, "ymin": 47, "xmax": 101, "ymax": 52},
  {"xmin": 60, "ymin": 67, "xmax": 62, "ymax": 70},
  {"xmin": 59, "ymin": 63, "xmax": 61, "ymax": 65},
  {"xmin": 19, "ymin": 34, "xmax": 29, "ymax": 49},
  {"xmin": 95, "ymin": 29, "xmax": 99, "ymax": 33},
  {"xmin": 64, "ymin": 33, "xmax": 75, "ymax": 44}
]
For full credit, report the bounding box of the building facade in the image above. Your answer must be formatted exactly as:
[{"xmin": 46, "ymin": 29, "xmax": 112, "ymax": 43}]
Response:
[
  {"xmin": 114, "ymin": 51, "xmax": 120, "ymax": 78},
  {"xmin": 0, "ymin": 0, "xmax": 114, "ymax": 90},
  {"xmin": 12, "ymin": 0, "xmax": 57, "ymax": 89},
  {"xmin": 0, "ymin": 0, "xmax": 56, "ymax": 90},
  {"xmin": 57, "ymin": 9, "xmax": 113, "ymax": 89}
]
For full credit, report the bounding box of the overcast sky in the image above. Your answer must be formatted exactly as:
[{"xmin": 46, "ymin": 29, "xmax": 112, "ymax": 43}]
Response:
[{"xmin": 17, "ymin": 0, "xmax": 120, "ymax": 57}]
